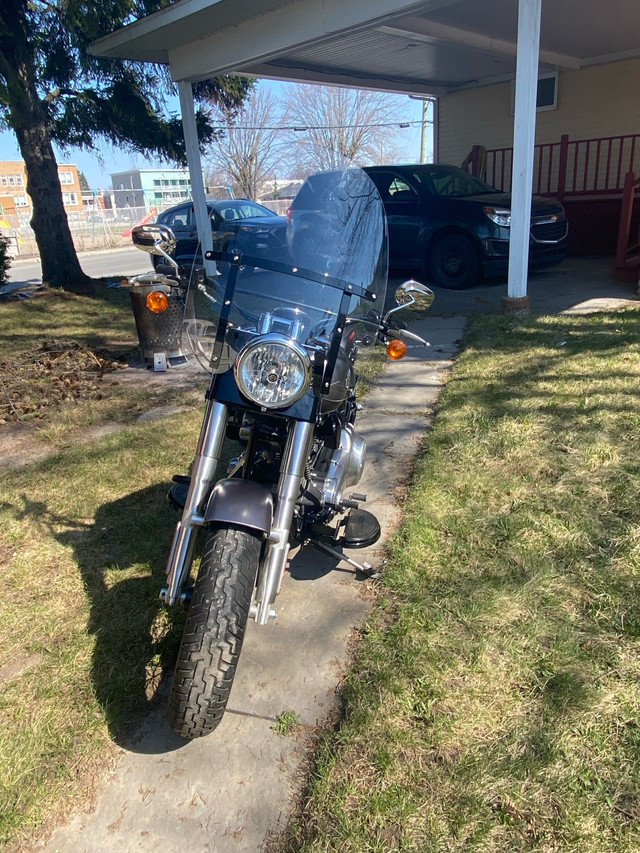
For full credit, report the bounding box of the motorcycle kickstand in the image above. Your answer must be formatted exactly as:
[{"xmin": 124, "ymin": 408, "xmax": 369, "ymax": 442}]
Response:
[{"xmin": 309, "ymin": 540, "xmax": 381, "ymax": 580}]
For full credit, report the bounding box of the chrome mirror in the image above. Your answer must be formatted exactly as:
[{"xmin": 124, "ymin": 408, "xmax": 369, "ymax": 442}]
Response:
[
  {"xmin": 385, "ymin": 279, "xmax": 434, "ymax": 318},
  {"xmin": 131, "ymin": 224, "xmax": 179, "ymax": 272}
]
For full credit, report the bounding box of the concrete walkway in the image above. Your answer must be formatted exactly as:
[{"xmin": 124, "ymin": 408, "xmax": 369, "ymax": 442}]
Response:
[{"xmin": 37, "ymin": 315, "xmax": 465, "ymax": 853}]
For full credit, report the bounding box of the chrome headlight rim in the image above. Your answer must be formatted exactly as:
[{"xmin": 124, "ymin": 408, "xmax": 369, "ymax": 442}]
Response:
[{"xmin": 234, "ymin": 333, "xmax": 312, "ymax": 410}]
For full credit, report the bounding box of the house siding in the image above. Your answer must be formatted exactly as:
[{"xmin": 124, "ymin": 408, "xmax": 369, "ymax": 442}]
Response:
[{"xmin": 437, "ymin": 57, "xmax": 640, "ymax": 168}]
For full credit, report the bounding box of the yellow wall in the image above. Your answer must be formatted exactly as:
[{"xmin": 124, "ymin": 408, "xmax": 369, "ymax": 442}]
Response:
[{"xmin": 438, "ymin": 57, "xmax": 640, "ymax": 168}]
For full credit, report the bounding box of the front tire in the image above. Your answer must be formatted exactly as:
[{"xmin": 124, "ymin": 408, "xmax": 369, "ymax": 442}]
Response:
[
  {"xmin": 167, "ymin": 525, "xmax": 261, "ymax": 738},
  {"xmin": 429, "ymin": 233, "xmax": 480, "ymax": 289}
]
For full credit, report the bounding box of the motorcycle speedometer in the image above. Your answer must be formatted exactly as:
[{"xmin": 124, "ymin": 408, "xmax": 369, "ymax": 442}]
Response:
[{"xmin": 234, "ymin": 334, "xmax": 312, "ymax": 409}]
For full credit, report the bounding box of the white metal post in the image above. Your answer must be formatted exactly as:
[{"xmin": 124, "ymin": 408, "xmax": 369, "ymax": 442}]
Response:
[
  {"xmin": 177, "ymin": 80, "xmax": 216, "ymax": 276},
  {"xmin": 505, "ymin": 0, "xmax": 542, "ymax": 307}
]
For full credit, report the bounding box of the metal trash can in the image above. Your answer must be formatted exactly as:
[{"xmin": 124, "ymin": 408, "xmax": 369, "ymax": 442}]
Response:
[{"xmin": 129, "ymin": 282, "xmax": 189, "ymax": 364}]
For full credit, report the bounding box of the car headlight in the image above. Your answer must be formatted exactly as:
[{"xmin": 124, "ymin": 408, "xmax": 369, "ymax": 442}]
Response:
[
  {"xmin": 484, "ymin": 207, "xmax": 512, "ymax": 227},
  {"xmin": 234, "ymin": 334, "xmax": 312, "ymax": 409}
]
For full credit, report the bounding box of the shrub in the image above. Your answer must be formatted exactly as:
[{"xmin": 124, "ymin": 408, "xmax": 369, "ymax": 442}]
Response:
[{"xmin": 0, "ymin": 232, "xmax": 11, "ymax": 286}]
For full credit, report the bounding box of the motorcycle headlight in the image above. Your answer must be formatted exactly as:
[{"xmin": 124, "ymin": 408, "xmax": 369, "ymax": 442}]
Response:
[
  {"xmin": 484, "ymin": 206, "xmax": 512, "ymax": 227},
  {"xmin": 234, "ymin": 334, "xmax": 312, "ymax": 409}
]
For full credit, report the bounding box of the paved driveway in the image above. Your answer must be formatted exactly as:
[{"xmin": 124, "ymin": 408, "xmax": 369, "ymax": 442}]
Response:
[{"xmin": 411, "ymin": 255, "xmax": 638, "ymax": 316}]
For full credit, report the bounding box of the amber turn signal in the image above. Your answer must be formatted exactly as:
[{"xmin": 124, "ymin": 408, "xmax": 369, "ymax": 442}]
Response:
[
  {"xmin": 386, "ymin": 338, "xmax": 407, "ymax": 360},
  {"xmin": 146, "ymin": 290, "xmax": 169, "ymax": 313}
]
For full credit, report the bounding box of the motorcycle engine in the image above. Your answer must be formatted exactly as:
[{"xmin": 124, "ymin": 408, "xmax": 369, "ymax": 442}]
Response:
[{"xmin": 310, "ymin": 424, "xmax": 366, "ymax": 509}]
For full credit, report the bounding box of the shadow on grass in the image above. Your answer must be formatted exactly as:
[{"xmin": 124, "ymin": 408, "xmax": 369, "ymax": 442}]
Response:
[
  {"xmin": 0, "ymin": 285, "xmax": 138, "ymax": 356},
  {"xmin": 14, "ymin": 482, "xmax": 189, "ymax": 751}
]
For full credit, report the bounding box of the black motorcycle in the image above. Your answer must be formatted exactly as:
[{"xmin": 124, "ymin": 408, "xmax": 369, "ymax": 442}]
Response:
[{"xmin": 131, "ymin": 167, "xmax": 434, "ymax": 738}]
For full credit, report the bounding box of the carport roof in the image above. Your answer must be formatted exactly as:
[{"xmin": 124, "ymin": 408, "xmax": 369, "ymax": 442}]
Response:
[{"xmin": 91, "ymin": 0, "xmax": 640, "ymax": 94}]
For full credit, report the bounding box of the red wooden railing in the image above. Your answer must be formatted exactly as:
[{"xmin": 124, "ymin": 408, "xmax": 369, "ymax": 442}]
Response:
[
  {"xmin": 615, "ymin": 171, "xmax": 640, "ymax": 280},
  {"xmin": 479, "ymin": 133, "xmax": 640, "ymax": 199}
]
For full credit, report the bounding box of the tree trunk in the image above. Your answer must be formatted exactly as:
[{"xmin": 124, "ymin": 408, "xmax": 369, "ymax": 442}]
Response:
[
  {"xmin": 3, "ymin": 1, "xmax": 92, "ymax": 293},
  {"xmin": 14, "ymin": 115, "xmax": 92, "ymax": 293}
]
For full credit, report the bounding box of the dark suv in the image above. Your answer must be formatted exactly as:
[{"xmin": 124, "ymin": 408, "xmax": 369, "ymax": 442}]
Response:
[{"xmin": 362, "ymin": 163, "xmax": 568, "ymax": 288}]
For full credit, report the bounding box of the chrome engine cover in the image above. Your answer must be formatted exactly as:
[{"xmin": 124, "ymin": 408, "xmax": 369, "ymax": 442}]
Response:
[{"xmin": 311, "ymin": 424, "xmax": 366, "ymax": 508}]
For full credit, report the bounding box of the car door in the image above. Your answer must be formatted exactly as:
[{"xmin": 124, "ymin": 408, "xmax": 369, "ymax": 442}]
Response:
[
  {"xmin": 366, "ymin": 170, "xmax": 424, "ymax": 268},
  {"xmin": 209, "ymin": 204, "xmax": 239, "ymax": 251},
  {"xmin": 160, "ymin": 203, "xmax": 199, "ymax": 260}
]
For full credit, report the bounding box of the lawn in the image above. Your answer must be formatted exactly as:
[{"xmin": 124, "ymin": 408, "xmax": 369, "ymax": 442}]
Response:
[
  {"xmin": 281, "ymin": 309, "xmax": 640, "ymax": 853},
  {"xmin": 4, "ymin": 290, "xmax": 640, "ymax": 851}
]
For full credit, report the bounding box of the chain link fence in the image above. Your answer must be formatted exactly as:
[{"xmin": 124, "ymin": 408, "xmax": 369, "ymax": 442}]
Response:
[
  {"xmin": 1, "ymin": 206, "xmax": 155, "ymax": 259},
  {"xmin": 1, "ymin": 197, "xmax": 286, "ymax": 260}
]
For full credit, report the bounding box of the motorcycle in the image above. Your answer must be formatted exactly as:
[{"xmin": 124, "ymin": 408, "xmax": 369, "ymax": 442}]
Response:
[{"xmin": 130, "ymin": 167, "xmax": 434, "ymax": 738}]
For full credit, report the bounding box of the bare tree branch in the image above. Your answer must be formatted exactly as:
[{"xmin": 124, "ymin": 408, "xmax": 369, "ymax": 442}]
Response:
[
  {"xmin": 205, "ymin": 85, "xmax": 287, "ymax": 199},
  {"xmin": 282, "ymin": 85, "xmax": 409, "ymax": 174}
]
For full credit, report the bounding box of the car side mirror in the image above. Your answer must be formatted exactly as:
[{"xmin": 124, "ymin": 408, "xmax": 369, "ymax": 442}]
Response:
[
  {"xmin": 385, "ymin": 279, "xmax": 434, "ymax": 319},
  {"xmin": 131, "ymin": 224, "xmax": 179, "ymax": 273}
]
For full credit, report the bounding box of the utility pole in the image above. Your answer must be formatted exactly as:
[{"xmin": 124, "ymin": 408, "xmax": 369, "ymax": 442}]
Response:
[{"xmin": 409, "ymin": 95, "xmax": 436, "ymax": 163}]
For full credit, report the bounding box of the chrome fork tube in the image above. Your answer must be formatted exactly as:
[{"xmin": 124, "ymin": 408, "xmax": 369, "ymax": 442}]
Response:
[
  {"xmin": 254, "ymin": 419, "xmax": 314, "ymax": 625},
  {"xmin": 161, "ymin": 399, "xmax": 228, "ymax": 605}
]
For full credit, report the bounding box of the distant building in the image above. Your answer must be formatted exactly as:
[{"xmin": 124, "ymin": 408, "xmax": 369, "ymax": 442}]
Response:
[
  {"xmin": 0, "ymin": 160, "xmax": 83, "ymax": 220},
  {"xmin": 259, "ymin": 179, "xmax": 303, "ymax": 201},
  {"xmin": 109, "ymin": 168, "xmax": 194, "ymax": 211}
]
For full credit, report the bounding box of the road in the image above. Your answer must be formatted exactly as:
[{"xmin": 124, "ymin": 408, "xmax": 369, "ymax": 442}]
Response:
[{"xmin": 5, "ymin": 247, "xmax": 153, "ymax": 291}]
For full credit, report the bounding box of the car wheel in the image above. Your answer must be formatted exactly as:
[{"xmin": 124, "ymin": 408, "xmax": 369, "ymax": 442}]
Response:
[
  {"xmin": 292, "ymin": 229, "xmax": 318, "ymax": 268},
  {"xmin": 429, "ymin": 234, "xmax": 480, "ymax": 289}
]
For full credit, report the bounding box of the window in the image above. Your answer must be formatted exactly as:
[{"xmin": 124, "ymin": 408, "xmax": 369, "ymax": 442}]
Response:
[
  {"xmin": 166, "ymin": 207, "xmax": 192, "ymax": 227},
  {"xmin": 59, "ymin": 171, "xmax": 75, "ymax": 184},
  {"xmin": 369, "ymin": 172, "xmax": 418, "ymax": 203},
  {"xmin": 0, "ymin": 176, "xmax": 6, "ymax": 187},
  {"xmin": 62, "ymin": 192, "xmax": 78, "ymax": 205},
  {"xmin": 15, "ymin": 195, "xmax": 28, "ymax": 206},
  {"xmin": 511, "ymin": 72, "xmax": 558, "ymax": 113}
]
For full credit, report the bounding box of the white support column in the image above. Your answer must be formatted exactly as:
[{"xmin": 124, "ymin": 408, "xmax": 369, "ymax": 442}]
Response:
[
  {"xmin": 505, "ymin": 0, "xmax": 541, "ymax": 309},
  {"xmin": 177, "ymin": 80, "xmax": 216, "ymax": 276}
]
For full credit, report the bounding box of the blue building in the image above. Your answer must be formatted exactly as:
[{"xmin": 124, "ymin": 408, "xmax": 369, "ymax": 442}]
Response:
[{"xmin": 109, "ymin": 168, "xmax": 194, "ymax": 211}]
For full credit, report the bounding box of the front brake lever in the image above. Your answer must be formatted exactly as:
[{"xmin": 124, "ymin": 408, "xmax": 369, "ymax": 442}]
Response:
[{"xmin": 386, "ymin": 327, "xmax": 430, "ymax": 347}]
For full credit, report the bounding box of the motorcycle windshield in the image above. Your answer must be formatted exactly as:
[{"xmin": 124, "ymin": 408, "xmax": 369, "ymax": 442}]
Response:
[{"xmin": 185, "ymin": 168, "xmax": 388, "ymax": 386}]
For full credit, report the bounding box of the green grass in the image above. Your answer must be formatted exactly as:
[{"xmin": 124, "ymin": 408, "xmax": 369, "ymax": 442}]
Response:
[
  {"xmin": 281, "ymin": 309, "xmax": 640, "ymax": 853},
  {"xmin": 274, "ymin": 710, "xmax": 302, "ymax": 737},
  {"xmin": 0, "ymin": 413, "xmax": 205, "ymax": 845},
  {"xmin": 1, "ymin": 287, "xmax": 135, "ymax": 354}
]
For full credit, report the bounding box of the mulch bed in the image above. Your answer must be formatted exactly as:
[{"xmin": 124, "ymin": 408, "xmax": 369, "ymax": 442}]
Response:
[{"xmin": 0, "ymin": 340, "xmax": 129, "ymax": 423}]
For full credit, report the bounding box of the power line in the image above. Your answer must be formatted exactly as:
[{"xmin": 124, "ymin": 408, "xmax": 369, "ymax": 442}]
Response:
[{"xmin": 211, "ymin": 119, "xmax": 424, "ymax": 132}]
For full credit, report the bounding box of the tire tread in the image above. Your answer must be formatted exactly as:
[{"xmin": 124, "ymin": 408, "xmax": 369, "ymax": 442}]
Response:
[{"xmin": 167, "ymin": 525, "xmax": 261, "ymax": 738}]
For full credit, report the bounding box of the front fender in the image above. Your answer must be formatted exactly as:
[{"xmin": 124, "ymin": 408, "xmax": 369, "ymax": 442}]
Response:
[{"xmin": 204, "ymin": 478, "xmax": 273, "ymax": 535}]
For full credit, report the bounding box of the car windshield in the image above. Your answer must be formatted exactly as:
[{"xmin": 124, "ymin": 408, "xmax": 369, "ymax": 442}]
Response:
[
  {"xmin": 415, "ymin": 166, "xmax": 502, "ymax": 198},
  {"xmin": 211, "ymin": 200, "xmax": 275, "ymax": 221}
]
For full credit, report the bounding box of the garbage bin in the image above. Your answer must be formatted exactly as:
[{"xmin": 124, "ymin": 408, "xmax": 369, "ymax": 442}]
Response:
[{"xmin": 129, "ymin": 282, "xmax": 190, "ymax": 365}]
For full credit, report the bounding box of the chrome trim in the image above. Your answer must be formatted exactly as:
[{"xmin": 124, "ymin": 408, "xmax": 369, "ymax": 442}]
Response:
[
  {"xmin": 162, "ymin": 400, "xmax": 228, "ymax": 605},
  {"xmin": 530, "ymin": 218, "xmax": 569, "ymax": 244},
  {"xmin": 253, "ymin": 420, "xmax": 314, "ymax": 624}
]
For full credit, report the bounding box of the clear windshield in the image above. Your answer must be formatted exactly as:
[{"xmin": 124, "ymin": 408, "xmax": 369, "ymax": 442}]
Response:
[{"xmin": 182, "ymin": 167, "xmax": 388, "ymax": 376}]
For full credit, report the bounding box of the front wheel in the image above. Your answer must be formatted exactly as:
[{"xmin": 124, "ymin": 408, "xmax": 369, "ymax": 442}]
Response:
[
  {"xmin": 429, "ymin": 233, "xmax": 480, "ymax": 289},
  {"xmin": 167, "ymin": 525, "xmax": 261, "ymax": 738}
]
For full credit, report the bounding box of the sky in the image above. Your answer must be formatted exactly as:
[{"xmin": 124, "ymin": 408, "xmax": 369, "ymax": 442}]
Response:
[{"xmin": 0, "ymin": 81, "xmax": 429, "ymax": 190}]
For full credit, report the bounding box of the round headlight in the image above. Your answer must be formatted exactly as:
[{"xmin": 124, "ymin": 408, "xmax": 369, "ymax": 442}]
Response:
[{"xmin": 234, "ymin": 334, "xmax": 311, "ymax": 409}]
